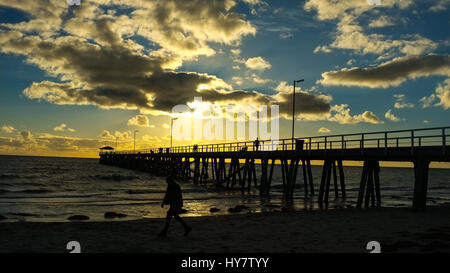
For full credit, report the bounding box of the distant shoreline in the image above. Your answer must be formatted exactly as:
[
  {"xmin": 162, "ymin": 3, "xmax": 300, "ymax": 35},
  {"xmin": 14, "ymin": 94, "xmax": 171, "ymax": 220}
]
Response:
[
  {"xmin": 1, "ymin": 154, "xmax": 450, "ymax": 169},
  {"xmin": 0, "ymin": 154, "xmax": 98, "ymax": 160}
]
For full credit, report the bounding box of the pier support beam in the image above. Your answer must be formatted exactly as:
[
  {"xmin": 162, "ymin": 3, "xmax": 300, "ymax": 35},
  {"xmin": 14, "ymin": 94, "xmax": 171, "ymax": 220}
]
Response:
[
  {"xmin": 412, "ymin": 159, "xmax": 430, "ymax": 211},
  {"xmin": 266, "ymin": 159, "xmax": 275, "ymax": 195},
  {"xmin": 356, "ymin": 159, "xmax": 381, "ymax": 208},
  {"xmin": 307, "ymin": 160, "xmax": 314, "ymax": 196},
  {"xmin": 319, "ymin": 159, "xmax": 345, "ymax": 207},
  {"xmin": 259, "ymin": 159, "xmax": 269, "ymax": 195},
  {"xmin": 193, "ymin": 157, "xmax": 200, "ymax": 184}
]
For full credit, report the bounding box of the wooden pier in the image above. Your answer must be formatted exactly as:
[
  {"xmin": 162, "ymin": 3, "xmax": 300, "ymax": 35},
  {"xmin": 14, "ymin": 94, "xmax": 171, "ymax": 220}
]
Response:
[{"xmin": 99, "ymin": 126, "xmax": 450, "ymax": 210}]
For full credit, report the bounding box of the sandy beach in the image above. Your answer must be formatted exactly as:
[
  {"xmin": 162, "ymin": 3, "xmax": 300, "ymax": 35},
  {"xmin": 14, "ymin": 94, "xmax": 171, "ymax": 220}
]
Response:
[{"xmin": 1, "ymin": 206, "xmax": 450, "ymax": 253}]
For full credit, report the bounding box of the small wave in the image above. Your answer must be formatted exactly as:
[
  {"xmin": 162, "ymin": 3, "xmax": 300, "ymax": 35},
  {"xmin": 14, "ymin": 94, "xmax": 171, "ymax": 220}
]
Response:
[
  {"xmin": 0, "ymin": 189, "xmax": 54, "ymax": 194},
  {"xmin": 428, "ymin": 186, "xmax": 450, "ymax": 190},
  {"xmin": 0, "ymin": 174, "xmax": 20, "ymax": 179},
  {"xmin": 10, "ymin": 182, "xmax": 47, "ymax": 187},
  {"xmin": 126, "ymin": 189, "xmax": 165, "ymax": 194},
  {"xmin": 20, "ymin": 189, "xmax": 53, "ymax": 194},
  {"xmin": 89, "ymin": 174, "xmax": 140, "ymax": 181},
  {"xmin": 0, "ymin": 174, "xmax": 50, "ymax": 180},
  {"xmin": 0, "ymin": 192, "xmax": 109, "ymax": 199},
  {"xmin": 125, "ymin": 188, "xmax": 211, "ymax": 195},
  {"xmin": 9, "ymin": 213, "xmax": 39, "ymax": 217},
  {"xmin": 380, "ymin": 186, "xmax": 412, "ymax": 191}
]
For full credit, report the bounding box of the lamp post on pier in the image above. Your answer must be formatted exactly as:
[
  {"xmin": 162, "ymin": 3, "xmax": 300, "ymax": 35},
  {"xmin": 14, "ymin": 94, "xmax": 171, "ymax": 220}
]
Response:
[
  {"xmin": 292, "ymin": 79, "xmax": 304, "ymax": 140},
  {"xmin": 170, "ymin": 117, "xmax": 178, "ymax": 148},
  {"xmin": 133, "ymin": 130, "xmax": 139, "ymax": 153}
]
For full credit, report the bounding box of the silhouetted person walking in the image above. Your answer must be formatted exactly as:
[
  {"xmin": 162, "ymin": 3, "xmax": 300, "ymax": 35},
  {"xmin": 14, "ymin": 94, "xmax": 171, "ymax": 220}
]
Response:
[
  {"xmin": 254, "ymin": 137, "xmax": 260, "ymax": 151},
  {"xmin": 159, "ymin": 175, "xmax": 191, "ymax": 237}
]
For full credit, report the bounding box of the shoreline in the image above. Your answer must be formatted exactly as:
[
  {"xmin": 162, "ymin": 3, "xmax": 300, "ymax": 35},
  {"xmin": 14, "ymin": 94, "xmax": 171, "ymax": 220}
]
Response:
[{"xmin": 1, "ymin": 205, "xmax": 450, "ymax": 253}]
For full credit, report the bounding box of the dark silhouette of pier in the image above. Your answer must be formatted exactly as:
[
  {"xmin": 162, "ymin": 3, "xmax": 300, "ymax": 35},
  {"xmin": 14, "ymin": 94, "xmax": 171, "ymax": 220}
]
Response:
[{"xmin": 99, "ymin": 126, "xmax": 450, "ymax": 210}]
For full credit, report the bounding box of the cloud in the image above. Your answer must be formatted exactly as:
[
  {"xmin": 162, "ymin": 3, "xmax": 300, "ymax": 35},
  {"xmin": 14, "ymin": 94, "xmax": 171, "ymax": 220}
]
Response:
[
  {"xmin": 385, "ymin": 109, "xmax": 401, "ymax": 122},
  {"xmin": 331, "ymin": 17, "xmax": 436, "ymax": 56},
  {"xmin": 393, "ymin": 94, "xmax": 414, "ymax": 109},
  {"xmin": 274, "ymin": 81, "xmax": 292, "ymax": 93},
  {"xmin": 35, "ymin": 133, "xmax": 99, "ymax": 151},
  {"xmin": 328, "ymin": 104, "xmax": 384, "ymax": 124},
  {"xmin": 99, "ymin": 129, "xmax": 134, "ymax": 147},
  {"xmin": 130, "ymin": 0, "xmax": 257, "ymax": 59},
  {"xmin": 241, "ymin": 0, "xmax": 263, "ymax": 5},
  {"xmin": 429, "ymin": 0, "xmax": 450, "ymax": 12},
  {"xmin": 304, "ymin": 0, "xmax": 436, "ymax": 56},
  {"xmin": 231, "ymin": 49, "xmax": 241, "ymax": 56},
  {"xmin": 319, "ymin": 55, "xmax": 450, "ymax": 88},
  {"xmin": 162, "ymin": 123, "xmax": 170, "ymax": 129},
  {"xmin": 368, "ymin": 16, "xmax": 395, "ymax": 28},
  {"xmin": 20, "ymin": 131, "xmax": 33, "ymax": 141},
  {"xmin": 250, "ymin": 74, "xmax": 271, "ymax": 84},
  {"xmin": 0, "ymin": 131, "xmax": 101, "ymax": 155},
  {"xmin": 10, "ymin": 32, "xmax": 260, "ymax": 114},
  {"xmin": 0, "ymin": 0, "xmax": 391, "ymax": 128},
  {"xmin": 275, "ymin": 91, "xmax": 332, "ymax": 119},
  {"xmin": 100, "ymin": 130, "xmax": 114, "ymax": 139},
  {"xmin": 127, "ymin": 115, "xmax": 150, "ymax": 127},
  {"xmin": 245, "ymin": 57, "xmax": 272, "ymax": 70},
  {"xmin": 142, "ymin": 135, "xmax": 162, "ymax": 143},
  {"xmin": 0, "ymin": 0, "xmax": 261, "ymax": 115},
  {"xmin": 420, "ymin": 94, "xmax": 436, "ymax": 108},
  {"xmin": 232, "ymin": 76, "xmax": 243, "ymax": 86},
  {"xmin": 271, "ymin": 81, "xmax": 380, "ymax": 124},
  {"xmin": 174, "ymin": 82, "xmax": 337, "ymax": 123},
  {"xmin": 313, "ymin": 45, "xmax": 332, "ymax": 54},
  {"xmin": 303, "ymin": 0, "xmax": 405, "ymax": 21},
  {"xmin": 271, "ymin": 83, "xmax": 382, "ymax": 125},
  {"xmin": 280, "ymin": 32, "xmax": 293, "ymax": 39},
  {"xmin": 420, "ymin": 79, "xmax": 450, "ymax": 109},
  {"xmin": 318, "ymin": 127, "xmax": 331, "ymax": 133},
  {"xmin": 54, "ymin": 123, "xmax": 76, "ymax": 132},
  {"xmin": 272, "ymin": 82, "xmax": 332, "ymax": 119},
  {"xmin": 1, "ymin": 125, "xmax": 15, "ymax": 134},
  {"xmin": 114, "ymin": 130, "xmax": 132, "ymax": 141},
  {"xmin": 0, "ymin": 0, "xmax": 66, "ymax": 37},
  {"xmin": 435, "ymin": 79, "xmax": 450, "ymax": 109}
]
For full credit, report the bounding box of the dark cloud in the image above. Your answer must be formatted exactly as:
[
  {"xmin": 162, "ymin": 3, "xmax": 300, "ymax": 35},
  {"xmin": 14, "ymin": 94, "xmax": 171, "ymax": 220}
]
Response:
[
  {"xmin": 275, "ymin": 91, "xmax": 332, "ymax": 117},
  {"xmin": 0, "ymin": 0, "xmax": 332, "ymax": 117},
  {"xmin": 319, "ymin": 54, "xmax": 450, "ymax": 88}
]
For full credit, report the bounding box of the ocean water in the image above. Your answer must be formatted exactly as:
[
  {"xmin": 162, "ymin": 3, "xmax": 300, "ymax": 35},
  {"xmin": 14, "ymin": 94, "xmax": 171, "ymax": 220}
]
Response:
[{"xmin": 0, "ymin": 155, "xmax": 449, "ymax": 222}]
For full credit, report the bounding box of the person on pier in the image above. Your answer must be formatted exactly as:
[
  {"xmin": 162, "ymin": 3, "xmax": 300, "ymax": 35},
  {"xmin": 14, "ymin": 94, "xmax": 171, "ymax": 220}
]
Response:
[
  {"xmin": 254, "ymin": 137, "xmax": 260, "ymax": 151},
  {"xmin": 158, "ymin": 175, "xmax": 192, "ymax": 237}
]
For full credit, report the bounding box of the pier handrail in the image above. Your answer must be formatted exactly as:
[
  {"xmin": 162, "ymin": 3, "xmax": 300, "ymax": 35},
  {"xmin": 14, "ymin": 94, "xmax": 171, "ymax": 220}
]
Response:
[{"xmin": 101, "ymin": 126, "xmax": 450, "ymax": 155}]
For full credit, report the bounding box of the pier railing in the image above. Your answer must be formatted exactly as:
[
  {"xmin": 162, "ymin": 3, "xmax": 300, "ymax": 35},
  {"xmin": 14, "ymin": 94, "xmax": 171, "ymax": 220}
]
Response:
[{"xmin": 102, "ymin": 126, "xmax": 449, "ymax": 156}]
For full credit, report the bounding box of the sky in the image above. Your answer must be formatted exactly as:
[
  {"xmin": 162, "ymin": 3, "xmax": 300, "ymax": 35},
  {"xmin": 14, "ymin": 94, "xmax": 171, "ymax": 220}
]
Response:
[{"xmin": 0, "ymin": 0, "xmax": 449, "ymax": 158}]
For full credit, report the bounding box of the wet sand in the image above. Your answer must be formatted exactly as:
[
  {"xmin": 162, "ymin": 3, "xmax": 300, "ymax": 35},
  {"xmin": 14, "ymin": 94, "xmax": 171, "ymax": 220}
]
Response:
[{"xmin": 1, "ymin": 206, "xmax": 450, "ymax": 253}]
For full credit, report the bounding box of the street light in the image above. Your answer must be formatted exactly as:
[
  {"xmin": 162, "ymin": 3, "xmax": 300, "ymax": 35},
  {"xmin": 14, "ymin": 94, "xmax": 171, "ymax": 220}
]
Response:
[
  {"xmin": 170, "ymin": 117, "xmax": 178, "ymax": 148},
  {"xmin": 133, "ymin": 130, "xmax": 139, "ymax": 153},
  {"xmin": 292, "ymin": 79, "xmax": 304, "ymax": 140}
]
